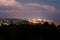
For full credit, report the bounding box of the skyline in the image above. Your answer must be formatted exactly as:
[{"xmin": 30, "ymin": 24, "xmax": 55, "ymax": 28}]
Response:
[{"xmin": 0, "ymin": 0, "xmax": 60, "ymax": 23}]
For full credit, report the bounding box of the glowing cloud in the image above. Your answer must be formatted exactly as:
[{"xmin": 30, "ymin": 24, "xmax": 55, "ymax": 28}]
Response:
[
  {"xmin": 0, "ymin": 0, "xmax": 23, "ymax": 9},
  {"xmin": 0, "ymin": 0, "xmax": 58, "ymax": 19},
  {"xmin": 0, "ymin": 0, "xmax": 56, "ymax": 13}
]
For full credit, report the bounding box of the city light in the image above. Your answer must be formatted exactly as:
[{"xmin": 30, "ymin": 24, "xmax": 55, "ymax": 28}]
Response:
[
  {"xmin": 37, "ymin": 19, "xmax": 42, "ymax": 21},
  {"xmin": 43, "ymin": 19, "xmax": 47, "ymax": 22},
  {"xmin": 32, "ymin": 21, "xmax": 39, "ymax": 24}
]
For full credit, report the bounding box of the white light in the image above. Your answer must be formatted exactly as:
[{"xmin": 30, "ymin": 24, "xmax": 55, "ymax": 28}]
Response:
[
  {"xmin": 32, "ymin": 19, "xmax": 36, "ymax": 21},
  {"xmin": 43, "ymin": 19, "xmax": 47, "ymax": 22},
  {"xmin": 37, "ymin": 19, "xmax": 42, "ymax": 21}
]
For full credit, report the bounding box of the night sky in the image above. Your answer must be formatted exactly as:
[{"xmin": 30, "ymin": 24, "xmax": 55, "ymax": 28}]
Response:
[{"xmin": 0, "ymin": 0, "xmax": 60, "ymax": 23}]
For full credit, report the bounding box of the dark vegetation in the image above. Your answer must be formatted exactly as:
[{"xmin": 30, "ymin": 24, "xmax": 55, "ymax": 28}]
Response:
[{"xmin": 0, "ymin": 20, "xmax": 60, "ymax": 40}]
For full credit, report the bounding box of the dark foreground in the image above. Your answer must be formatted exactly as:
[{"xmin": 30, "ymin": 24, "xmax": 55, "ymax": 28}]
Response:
[{"xmin": 0, "ymin": 22, "xmax": 60, "ymax": 40}]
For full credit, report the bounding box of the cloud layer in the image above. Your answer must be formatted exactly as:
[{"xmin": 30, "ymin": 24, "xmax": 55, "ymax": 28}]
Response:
[{"xmin": 0, "ymin": 0, "xmax": 59, "ymax": 21}]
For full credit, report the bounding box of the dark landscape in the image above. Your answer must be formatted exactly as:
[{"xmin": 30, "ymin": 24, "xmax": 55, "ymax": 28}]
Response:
[{"xmin": 0, "ymin": 19, "xmax": 60, "ymax": 40}]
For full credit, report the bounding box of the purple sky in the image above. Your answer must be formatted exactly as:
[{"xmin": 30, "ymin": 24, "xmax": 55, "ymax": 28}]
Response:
[{"xmin": 0, "ymin": 0, "xmax": 60, "ymax": 23}]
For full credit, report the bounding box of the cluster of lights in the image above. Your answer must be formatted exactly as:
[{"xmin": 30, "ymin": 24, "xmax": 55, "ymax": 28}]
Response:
[
  {"xmin": 28, "ymin": 18, "xmax": 60, "ymax": 27},
  {"xmin": 28, "ymin": 18, "xmax": 51, "ymax": 23},
  {"xmin": 29, "ymin": 18, "xmax": 51, "ymax": 21},
  {"xmin": 28, "ymin": 19, "xmax": 45, "ymax": 24},
  {"xmin": 0, "ymin": 20, "xmax": 11, "ymax": 26}
]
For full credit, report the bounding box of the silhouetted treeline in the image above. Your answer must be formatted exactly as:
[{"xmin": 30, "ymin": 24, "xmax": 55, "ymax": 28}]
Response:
[{"xmin": 0, "ymin": 20, "xmax": 60, "ymax": 40}]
